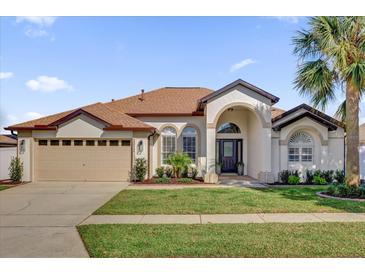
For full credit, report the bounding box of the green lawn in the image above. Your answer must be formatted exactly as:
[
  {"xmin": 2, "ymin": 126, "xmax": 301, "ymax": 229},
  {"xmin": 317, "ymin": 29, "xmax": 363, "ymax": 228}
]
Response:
[
  {"xmin": 78, "ymin": 223, "xmax": 365, "ymax": 257},
  {"xmin": 94, "ymin": 187, "xmax": 365, "ymax": 214},
  {"xmin": 0, "ymin": 185, "xmax": 9, "ymax": 191}
]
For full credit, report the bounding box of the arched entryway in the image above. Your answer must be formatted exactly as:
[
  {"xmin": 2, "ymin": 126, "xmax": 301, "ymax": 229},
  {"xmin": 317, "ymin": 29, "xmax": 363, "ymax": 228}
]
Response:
[{"xmin": 209, "ymin": 104, "xmax": 271, "ymax": 179}]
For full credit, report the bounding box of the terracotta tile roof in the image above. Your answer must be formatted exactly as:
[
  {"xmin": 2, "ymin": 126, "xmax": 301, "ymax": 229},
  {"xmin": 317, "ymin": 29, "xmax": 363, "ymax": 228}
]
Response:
[
  {"xmin": 4, "ymin": 85, "xmax": 286, "ymax": 132},
  {"xmin": 271, "ymin": 107, "xmax": 286, "ymax": 119},
  {"xmin": 105, "ymin": 87, "xmax": 213, "ymax": 115},
  {"xmin": 5, "ymin": 103, "xmax": 154, "ymax": 131},
  {"xmin": 0, "ymin": 135, "xmax": 17, "ymax": 145}
]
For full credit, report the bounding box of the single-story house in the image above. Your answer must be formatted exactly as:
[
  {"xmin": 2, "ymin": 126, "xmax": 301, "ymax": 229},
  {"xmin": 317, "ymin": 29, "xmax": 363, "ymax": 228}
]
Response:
[
  {"xmin": 0, "ymin": 134, "xmax": 17, "ymax": 180},
  {"xmin": 5, "ymin": 79, "xmax": 345, "ymax": 183}
]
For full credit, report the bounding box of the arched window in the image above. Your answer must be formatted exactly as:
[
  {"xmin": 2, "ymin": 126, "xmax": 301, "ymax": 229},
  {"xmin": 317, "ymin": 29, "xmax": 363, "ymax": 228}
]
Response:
[
  {"xmin": 217, "ymin": 122, "xmax": 241, "ymax": 133},
  {"xmin": 161, "ymin": 126, "xmax": 177, "ymax": 164},
  {"xmin": 288, "ymin": 131, "xmax": 313, "ymax": 163},
  {"xmin": 182, "ymin": 127, "xmax": 197, "ymax": 162}
]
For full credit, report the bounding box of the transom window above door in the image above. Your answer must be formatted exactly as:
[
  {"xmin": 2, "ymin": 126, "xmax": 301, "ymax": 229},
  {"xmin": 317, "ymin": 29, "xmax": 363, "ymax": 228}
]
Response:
[{"xmin": 217, "ymin": 122, "xmax": 241, "ymax": 133}]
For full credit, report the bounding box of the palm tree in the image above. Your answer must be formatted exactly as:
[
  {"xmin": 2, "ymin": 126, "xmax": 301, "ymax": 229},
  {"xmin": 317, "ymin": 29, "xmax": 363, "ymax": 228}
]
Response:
[{"xmin": 293, "ymin": 16, "xmax": 365, "ymax": 187}]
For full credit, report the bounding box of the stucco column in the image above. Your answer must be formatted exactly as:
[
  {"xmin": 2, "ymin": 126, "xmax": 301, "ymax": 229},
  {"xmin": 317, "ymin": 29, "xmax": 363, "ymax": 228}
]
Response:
[
  {"xmin": 206, "ymin": 127, "xmax": 216, "ymax": 174},
  {"xmin": 320, "ymin": 144, "xmax": 329, "ymax": 170}
]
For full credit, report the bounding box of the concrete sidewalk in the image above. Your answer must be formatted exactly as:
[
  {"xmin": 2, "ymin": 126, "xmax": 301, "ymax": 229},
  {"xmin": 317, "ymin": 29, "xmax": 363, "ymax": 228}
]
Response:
[{"xmin": 81, "ymin": 213, "xmax": 365, "ymax": 225}]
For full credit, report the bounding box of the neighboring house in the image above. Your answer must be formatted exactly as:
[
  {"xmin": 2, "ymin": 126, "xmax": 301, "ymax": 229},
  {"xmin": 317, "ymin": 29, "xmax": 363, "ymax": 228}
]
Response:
[
  {"xmin": 0, "ymin": 134, "xmax": 17, "ymax": 180},
  {"xmin": 359, "ymin": 124, "xmax": 365, "ymax": 180},
  {"xmin": 4, "ymin": 79, "xmax": 345, "ymax": 183}
]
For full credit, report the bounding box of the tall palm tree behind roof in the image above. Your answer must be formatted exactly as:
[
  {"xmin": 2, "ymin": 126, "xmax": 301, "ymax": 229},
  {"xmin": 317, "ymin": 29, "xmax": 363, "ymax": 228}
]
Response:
[{"xmin": 293, "ymin": 16, "xmax": 365, "ymax": 186}]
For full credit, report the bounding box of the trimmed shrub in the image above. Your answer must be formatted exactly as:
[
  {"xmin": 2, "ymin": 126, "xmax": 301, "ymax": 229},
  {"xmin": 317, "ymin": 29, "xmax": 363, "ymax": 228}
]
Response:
[
  {"xmin": 305, "ymin": 170, "xmax": 314, "ymax": 184},
  {"xmin": 177, "ymin": 178, "xmax": 193, "ymax": 183},
  {"xmin": 9, "ymin": 157, "xmax": 23, "ymax": 182},
  {"xmin": 322, "ymin": 170, "xmax": 334, "ymax": 184},
  {"xmin": 154, "ymin": 177, "xmax": 171, "ymax": 184},
  {"xmin": 313, "ymin": 175, "xmax": 327, "ymax": 185},
  {"xmin": 155, "ymin": 167, "xmax": 165, "ymax": 178},
  {"xmin": 134, "ymin": 158, "xmax": 147, "ymax": 182},
  {"xmin": 191, "ymin": 167, "xmax": 198, "ymax": 179},
  {"xmin": 279, "ymin": 170, "xmax": 300, "ymax": 184},
  {"xmin": 288, "ymin": 175, "xmax": 300, "ymax": 185},
  {"xmin": 359, "ymin": 185, "xmax": 365, "ymax": 199},
  {"xmin": 327, "ymin": 184, "xmax": 337, "ymax": 195},
  {"xmin": 181, "ymin": 166, "xmax": 189, "ymax": 178},
  {"xmin": 165, "ymin": 166, "xmax": 173, "ymax": 178},
  {"xmin": 334, "ymin": 169, "xmax": 345, "ymax": 184}
]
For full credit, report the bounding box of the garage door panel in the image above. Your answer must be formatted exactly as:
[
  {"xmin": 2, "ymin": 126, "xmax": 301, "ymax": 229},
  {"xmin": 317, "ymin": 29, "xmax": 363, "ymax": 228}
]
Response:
[{"xmin": 35, "ymin": 139, "xmax": 131, "ymax": 181}]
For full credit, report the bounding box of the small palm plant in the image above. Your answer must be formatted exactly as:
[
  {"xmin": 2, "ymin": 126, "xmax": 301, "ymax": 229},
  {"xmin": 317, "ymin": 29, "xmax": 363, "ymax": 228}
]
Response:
[
  {"xmin": 293, "ymin": 16, "xmax": 365, "ymax": 187},
  {"xmin": 167, "ymin": 152, "xmax": 193, "ymax": 178}
]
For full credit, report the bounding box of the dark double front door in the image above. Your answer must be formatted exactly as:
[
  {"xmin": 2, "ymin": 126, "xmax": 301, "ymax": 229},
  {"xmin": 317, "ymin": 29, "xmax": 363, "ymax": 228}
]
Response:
[{"xmin": 216, "ymin": 139, "xmax": 242, "ymax": 173}]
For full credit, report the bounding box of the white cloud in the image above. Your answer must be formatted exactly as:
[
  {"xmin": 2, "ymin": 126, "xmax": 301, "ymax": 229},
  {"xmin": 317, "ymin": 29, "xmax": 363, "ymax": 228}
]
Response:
[
  {"xmin": 0, "ymin": 72, "xmax": 14, "ymax": 80},
  {"xmin": 16, "ymin": 17, "xmax": 57, "ymax": 27},
  {"xmin": 26, "ymin": 76, "xmax": 73, "ymax": 93},
  {"xmin": 274, "ymin": 16, "xmax": 300, "ymax": 24},
  {"xmin": 15, "ymin": 17, "xmax": 57, "ymax": 40},
  {"xmin": 24, "ymin": 27, "xmax": 49, "ymax": 38},
  {"xmin": 24, "ymin": 112, "xmax": 43, "ymax": 120},
  {"xmin": 230, "ymin": 58, "xmax": 256, "ymax": 72}
]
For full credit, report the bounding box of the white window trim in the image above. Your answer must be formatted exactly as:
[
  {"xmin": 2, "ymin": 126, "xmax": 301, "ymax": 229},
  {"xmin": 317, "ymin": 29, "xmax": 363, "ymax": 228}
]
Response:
[
  {"xmin": 182, "ymin": 127, "xmax": 197, "ymax": 163},
  {"xmin": 288, "ymin": 132, "xmax": 314, "ymax": 164},
  {"xmin": 161, "ymin": 127, "xmax": 177, "ymax": 165}
]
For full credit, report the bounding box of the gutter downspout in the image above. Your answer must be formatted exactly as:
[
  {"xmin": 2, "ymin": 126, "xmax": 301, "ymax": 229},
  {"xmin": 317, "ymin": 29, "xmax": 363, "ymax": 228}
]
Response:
[{"xmin": 147, "ymin": 130, "xmax": 158, "ymax": 179}]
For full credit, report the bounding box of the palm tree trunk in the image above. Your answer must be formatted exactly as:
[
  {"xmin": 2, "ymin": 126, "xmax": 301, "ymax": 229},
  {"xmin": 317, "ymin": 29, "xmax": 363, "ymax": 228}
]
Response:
[{"xmin": 345, "ymin": 81, "xmax": 360, "ymax": 186}]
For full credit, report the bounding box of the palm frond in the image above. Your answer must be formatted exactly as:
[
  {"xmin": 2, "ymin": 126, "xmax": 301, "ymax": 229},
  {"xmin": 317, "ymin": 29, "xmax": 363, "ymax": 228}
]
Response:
[
  {"xmin": 294, "ymin": 59, "xmax": 336, "ymax": 110},
  {"xmin": 344, "ymin": 61, "xmax": 365, "ymax": 90},
  {"xmin": 334, "ymin": 100, "xmax": 346, "ymax": 122}
]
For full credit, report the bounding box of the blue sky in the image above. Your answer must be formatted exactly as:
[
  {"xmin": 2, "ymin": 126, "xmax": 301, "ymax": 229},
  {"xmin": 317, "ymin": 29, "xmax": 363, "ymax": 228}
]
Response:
[{"xmin": 0, "ymin": 16, "xmax": 357, "ymax": 133}]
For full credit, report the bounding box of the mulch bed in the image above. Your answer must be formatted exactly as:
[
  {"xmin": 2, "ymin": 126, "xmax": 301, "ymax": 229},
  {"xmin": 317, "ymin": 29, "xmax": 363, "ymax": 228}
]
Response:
[
  {"xmin": 317, "ymin": 191, "xmax": 365, "ymax": 202},
  {"xmin": 0, "ymin": 180, "xmax": 29, "ymax": 187},
  {"xmin": 134, "ymin": 177, "xmax": 209, "ymax": 185},
  {"xmin": 270, "ymin": 182, "xmax": 329, "ymax": 186}
]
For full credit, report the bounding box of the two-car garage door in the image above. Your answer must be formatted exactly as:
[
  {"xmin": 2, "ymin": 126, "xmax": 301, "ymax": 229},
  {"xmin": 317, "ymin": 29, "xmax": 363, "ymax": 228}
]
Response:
[{"xmin": 35, "ymin": 139, "xmax": 131, "ymax": 181}]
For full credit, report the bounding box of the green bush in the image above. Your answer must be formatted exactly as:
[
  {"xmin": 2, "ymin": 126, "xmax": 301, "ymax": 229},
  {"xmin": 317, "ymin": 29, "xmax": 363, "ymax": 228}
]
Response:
[
  {"xmin": 313, "ymin": 175, "xmax": 327, "ymax": 185},
  {"xmin": 322, "ymin": 170, "xmax": 334, "ymax": 184},
  {"xmin": 359, "ymin": 185, "xmax": 365, "ymax": 199},
  {"xmin": 305, "ymin": 170, "xmax": 314, "ymax": 184},
  {"xmin": 153, "ymin": 177, "xmax": 171, "ymax": 184},
  {"xmin": 9, "ymin": 157, "xmax": 23, "ymax": 182},
  {"xmin": 328, "ymin": 184, "xmax": 365, "ymax": 198},
  {"xmin": 279, "ymin": 170, "xmax": 299, "ymax": 184},
  {"xmin": 337, "ymin": 184, "xmax": 349, "ymax": 197},
  {"xmin": 191, "ymin": 167, "xmax": 198, "ymax": 179},
  {"xmin": 288, "ymin": 175, "xmax": 300, "ymax": 185},
  {"xmin": 334, "ymin": 169, "xmax": 345, "ymax": 184},
  {"xmin": 167, "ymin": 152, "xmax": 192, "ymax": 178},
  {"xmin": 177, "ymin": 178, "xmax": 193, "ymax": 183},
  {"xmin": 165, "ymin": 166, "xmax": 173, "ymax": 178},
  {"xmin": 327, "ymin": 184, "xmax": 337, "ymax": 195},
  {"xmin": 181, "ymin": 166, "xmax": 189, "ymax": 178},
  {"xmin": 134, "ymin": 158, "xmax": 147, "ymax": 182},
  {"xmin": 155, "ymin": 167, "xmax": 165, "ymax": 178}
]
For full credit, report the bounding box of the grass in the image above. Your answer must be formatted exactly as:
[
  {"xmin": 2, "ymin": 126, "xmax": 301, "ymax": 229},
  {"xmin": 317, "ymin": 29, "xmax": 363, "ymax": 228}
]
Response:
[
  {"xmin": 0, "ymin": 185, "xmax": 9, "ymax": 191},
  {"xmin": 77, "ymin": 223, "xmax": 365, "ymax": 257},
  {"xmin": 94, "ymin": 187, "xmax": 365, "ymax": 214}
]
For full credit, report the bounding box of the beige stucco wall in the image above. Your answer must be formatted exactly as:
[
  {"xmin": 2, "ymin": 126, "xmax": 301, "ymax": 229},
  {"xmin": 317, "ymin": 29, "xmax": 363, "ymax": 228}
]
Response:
[
  {"xmin": 205, "ymin": 85, "xmax": 272, "ymax": 180},
  {"xmin": 16, "ymin": 115, "xmax": 151, "ymax": 182},
  {"xmin": 138, "ymin": 116, "xmax": 206, "ymax": 175},
  {"xmin": 271, "ymin": 116, "xmax": 345, "ymax": 181}
]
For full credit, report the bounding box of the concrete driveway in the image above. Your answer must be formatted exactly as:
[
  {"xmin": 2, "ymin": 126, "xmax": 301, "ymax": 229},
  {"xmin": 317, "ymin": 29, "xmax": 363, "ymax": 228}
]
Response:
[{"xmin": 0, "ymin": 181, "xmax": 128, "ymax": 257}]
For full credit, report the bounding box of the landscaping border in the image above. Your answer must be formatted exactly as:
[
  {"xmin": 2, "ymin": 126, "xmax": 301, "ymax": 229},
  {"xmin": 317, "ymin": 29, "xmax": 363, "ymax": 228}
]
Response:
[{"xmin": 316, "ymin": 191, "xmax": 365, "ymax": 202}]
